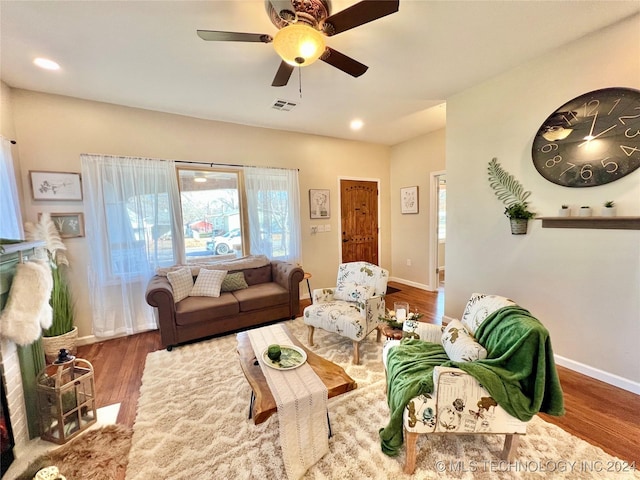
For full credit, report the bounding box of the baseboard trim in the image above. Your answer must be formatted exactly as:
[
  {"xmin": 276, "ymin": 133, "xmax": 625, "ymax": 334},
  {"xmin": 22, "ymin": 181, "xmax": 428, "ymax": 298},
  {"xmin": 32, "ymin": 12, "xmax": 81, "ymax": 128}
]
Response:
[
  {"xmin": 388, "ymin": 277, "xmax": 434, "ymax": 292},
  {"xmin": 554, "ymin": 355, "xmax": 640, "ymax": 395}
]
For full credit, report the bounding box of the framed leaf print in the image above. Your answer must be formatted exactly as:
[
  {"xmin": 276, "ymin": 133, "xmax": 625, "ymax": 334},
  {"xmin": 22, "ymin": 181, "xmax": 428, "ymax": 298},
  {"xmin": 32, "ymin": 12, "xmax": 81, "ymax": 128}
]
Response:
[{"xmin": 401, "ymin": 186, "xmax": 418, "ymax": 214}]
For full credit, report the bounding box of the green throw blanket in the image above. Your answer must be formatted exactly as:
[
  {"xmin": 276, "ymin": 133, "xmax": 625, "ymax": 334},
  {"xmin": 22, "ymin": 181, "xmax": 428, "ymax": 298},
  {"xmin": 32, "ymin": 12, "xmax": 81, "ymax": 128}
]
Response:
[{"xmin": 379, "ymin": 306, "xmax": 565, "ymax": 456}]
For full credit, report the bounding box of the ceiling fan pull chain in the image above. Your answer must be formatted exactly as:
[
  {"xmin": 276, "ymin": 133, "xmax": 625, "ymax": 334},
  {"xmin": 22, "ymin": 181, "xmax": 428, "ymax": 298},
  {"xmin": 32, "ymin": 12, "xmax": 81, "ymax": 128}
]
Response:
[{"xmin": 298, "ymin": 66, "xmax": 303, "ymax": 99}]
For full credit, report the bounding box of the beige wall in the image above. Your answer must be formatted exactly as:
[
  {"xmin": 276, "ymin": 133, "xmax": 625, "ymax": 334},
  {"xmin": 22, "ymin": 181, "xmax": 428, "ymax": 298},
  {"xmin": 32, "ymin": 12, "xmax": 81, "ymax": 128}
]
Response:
[
  {"xmin": 9, "ymin": 88, "xmax": 391, "ymax": 340},
  {"xmin": 389, "ymin": 129, "xmax": 446, "ymax": 290},
  {"xmin": 445, "ymin": 14, "xmax": 640, "ymax": 389}
]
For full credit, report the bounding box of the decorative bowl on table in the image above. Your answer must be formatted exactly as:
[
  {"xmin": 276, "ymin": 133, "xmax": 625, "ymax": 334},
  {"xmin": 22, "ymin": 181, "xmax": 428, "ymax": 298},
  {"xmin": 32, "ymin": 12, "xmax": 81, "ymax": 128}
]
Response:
[
  {"xmin": 262, "ymin": 345, "xmax": 307, "ymax": 370},
  {"xmin": 379, "ymin": 309, "xmax": 423, "ymax": 329}
]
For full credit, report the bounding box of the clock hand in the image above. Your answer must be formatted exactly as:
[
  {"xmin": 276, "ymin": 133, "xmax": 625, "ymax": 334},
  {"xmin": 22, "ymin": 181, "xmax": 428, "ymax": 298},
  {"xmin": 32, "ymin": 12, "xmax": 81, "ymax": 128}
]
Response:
[
  {"xmin": 578, "ymin": 124, "xmax": 617, "ymax": 147},
  {"xmin": 587, "ymin": 112, "xmax": 598, "ymax": 138}
]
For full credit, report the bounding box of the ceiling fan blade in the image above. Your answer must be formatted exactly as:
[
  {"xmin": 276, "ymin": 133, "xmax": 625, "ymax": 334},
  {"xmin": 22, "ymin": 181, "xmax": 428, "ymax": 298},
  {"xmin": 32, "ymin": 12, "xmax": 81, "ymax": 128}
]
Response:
[
  {"xmin": 197, "ymin": 30, "xmax": 273, "ymax": 43},
  {"xmin": 272, "ymin": 61, "xmax": 295, "ymax": 87},
  {"xmin": 321, "ymin": 47, "xmax": 368, "ymax": 77},
  {"xmin": 323, "ymin": 0, "xmax": 399, "ymax": 36}
]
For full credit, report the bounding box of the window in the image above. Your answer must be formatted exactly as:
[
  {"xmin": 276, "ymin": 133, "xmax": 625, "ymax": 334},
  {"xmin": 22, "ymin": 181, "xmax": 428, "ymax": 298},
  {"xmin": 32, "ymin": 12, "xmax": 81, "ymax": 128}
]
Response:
[
  {"xmin": 0, "ymin": 138, "xmax": 23, "ymax": 240},
  {"xmin": 177, "ymin": 169, "xmax": 243, "ymax": 259}
]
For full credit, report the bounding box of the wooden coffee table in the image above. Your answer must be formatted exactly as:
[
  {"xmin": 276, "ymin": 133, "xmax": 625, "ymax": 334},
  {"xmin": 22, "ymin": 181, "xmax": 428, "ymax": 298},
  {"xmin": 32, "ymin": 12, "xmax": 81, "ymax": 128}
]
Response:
[{"xmin": 237, "ymin": 324, "xmax": 357, "ymax": 425}]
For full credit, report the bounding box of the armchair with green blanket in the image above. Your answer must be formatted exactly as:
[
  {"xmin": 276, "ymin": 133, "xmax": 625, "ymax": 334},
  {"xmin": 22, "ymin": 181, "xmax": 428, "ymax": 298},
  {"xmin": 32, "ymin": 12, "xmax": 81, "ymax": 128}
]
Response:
[{"xmin": 379, "ymin": 293, "xmax": 565, "ymax": 474}]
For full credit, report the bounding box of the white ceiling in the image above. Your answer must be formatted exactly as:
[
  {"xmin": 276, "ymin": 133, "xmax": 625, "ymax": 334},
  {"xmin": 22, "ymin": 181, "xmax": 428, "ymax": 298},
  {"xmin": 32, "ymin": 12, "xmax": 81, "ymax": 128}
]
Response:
[{"xmin": 1, "ymin": 1, "xmax": 639, "ymax": 146}]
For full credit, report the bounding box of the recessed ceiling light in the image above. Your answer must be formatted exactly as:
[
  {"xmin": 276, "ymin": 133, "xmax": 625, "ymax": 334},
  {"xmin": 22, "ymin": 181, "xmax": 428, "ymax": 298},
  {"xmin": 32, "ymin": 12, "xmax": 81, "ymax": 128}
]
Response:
[
  {"xmin": 33, "ymin": 57, "xmax": 60, "ymax": 70},
  {"xmin": 350, "ymin": 119, "xmax": 363, "ymax": 130}
]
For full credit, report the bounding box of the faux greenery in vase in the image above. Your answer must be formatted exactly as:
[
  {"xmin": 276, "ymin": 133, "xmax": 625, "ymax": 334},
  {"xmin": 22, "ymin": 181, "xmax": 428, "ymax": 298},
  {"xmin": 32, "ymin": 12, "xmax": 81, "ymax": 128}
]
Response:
[
  {"xmin": 487, "ymin": 158, "xmax": 535, "ymax": 234},
  {"xmin": 25, "ymin": 213, "xmax": 76, "ymax": 361}
]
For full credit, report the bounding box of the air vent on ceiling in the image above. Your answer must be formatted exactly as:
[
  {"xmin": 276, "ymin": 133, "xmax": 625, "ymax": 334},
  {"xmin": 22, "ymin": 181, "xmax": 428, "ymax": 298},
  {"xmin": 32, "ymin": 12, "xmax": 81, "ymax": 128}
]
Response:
[{"xmin": 272, "ymin": 99, "xmax": 297, "ymax": 111}]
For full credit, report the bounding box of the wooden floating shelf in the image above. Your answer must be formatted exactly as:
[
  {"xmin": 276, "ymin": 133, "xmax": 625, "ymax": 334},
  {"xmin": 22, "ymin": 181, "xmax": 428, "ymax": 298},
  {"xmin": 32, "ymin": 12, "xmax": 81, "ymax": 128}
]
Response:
[{"xmin": 537, "ymin": 217, "xmax": 640, "ymax": 230}]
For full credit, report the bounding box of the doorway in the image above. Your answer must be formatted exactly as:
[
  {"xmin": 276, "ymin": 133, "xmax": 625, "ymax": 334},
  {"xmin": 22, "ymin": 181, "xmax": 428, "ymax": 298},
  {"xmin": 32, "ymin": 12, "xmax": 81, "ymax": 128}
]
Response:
[
  {"xmin": 429, "ymin": 171, "xmax": 446, "ymax": 290},
  {"xmin": 340, "ymin": 179, "xmax": 379, "ymax": 265}
]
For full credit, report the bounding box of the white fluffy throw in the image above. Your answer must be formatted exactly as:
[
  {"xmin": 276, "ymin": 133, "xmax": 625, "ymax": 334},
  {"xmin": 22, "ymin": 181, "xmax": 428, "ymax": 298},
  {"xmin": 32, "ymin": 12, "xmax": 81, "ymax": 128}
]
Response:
[{"xmin": 0, "ymin": 260, "xmax": 53, "ymax": 346}]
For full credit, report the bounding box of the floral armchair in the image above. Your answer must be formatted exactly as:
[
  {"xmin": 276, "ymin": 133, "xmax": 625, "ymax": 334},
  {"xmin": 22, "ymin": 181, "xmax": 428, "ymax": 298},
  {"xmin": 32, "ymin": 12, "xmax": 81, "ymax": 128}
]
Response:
[
  {"xmin": 303, "ymin": 262, "xmax": 389, "ymax": 364},
  {"xmin": 381, "ymin": 293, "xmax": 564, "ymax": 474}
]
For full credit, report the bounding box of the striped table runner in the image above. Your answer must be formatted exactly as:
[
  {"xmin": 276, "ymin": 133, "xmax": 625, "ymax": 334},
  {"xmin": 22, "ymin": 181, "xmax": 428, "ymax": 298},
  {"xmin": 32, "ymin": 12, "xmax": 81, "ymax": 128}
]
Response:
[{"xmin": 247, "ymin": 324, "xmax": 329, "ymax": 480}]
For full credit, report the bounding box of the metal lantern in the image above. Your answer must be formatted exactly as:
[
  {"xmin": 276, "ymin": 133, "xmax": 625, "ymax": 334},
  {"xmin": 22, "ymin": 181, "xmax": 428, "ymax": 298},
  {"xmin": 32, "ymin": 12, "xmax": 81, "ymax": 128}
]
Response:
[{"xmin": 36, "ymin": 349, "xmax": 97, "ymax": 444}]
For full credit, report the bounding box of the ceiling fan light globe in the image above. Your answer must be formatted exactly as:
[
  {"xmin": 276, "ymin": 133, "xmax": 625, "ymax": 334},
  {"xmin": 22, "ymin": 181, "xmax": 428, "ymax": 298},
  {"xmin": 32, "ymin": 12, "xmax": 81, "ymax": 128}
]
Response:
[{"xmin": 273, "ymin": 24, "xmax": 325, "ymax": 67}]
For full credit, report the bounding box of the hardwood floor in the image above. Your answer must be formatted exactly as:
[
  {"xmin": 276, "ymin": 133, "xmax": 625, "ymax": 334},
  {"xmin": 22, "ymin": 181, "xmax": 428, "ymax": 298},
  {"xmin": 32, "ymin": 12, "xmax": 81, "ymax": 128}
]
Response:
[{"xmin": 76, "ymin": 281, "xmax": 640, "ymax": 464}]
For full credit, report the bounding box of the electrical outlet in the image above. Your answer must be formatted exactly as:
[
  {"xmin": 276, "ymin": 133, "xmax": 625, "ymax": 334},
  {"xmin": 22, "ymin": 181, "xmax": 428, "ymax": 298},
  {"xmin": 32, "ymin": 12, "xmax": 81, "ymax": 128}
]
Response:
[{"xmin": 406, "ymin": 259, "xmax": 412, "ymax": 266}]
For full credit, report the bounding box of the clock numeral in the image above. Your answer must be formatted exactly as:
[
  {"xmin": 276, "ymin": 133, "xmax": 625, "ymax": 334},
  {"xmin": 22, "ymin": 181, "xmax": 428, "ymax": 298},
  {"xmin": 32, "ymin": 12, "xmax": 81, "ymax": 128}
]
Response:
[
  {"xmin": 624, "ymin": 128, "xmax": 640, "ymax": 139},
  {"xmin": 561, "ymin": 112, "xmax": 578, "ymax": 126},
  {"xmin": 560, "ymin": 162, "xmax": 577, "ymax": 177},
  {"xmin": 583, "ymin": 100, "xmax": 600, "ymax": 117},
  {"xmin": 620, "ymin": 145, "xmax": 640, "ymax": 157},
  {"xmin": 601, "ymin": 158, "xmax": 618, "ymax": 173},
  {"xmin": 580, "ymin": 164, "xmax": 593, "ymax": 180},
  {"xmin": 619, "ymin": 107, "xmax": 640, "ymax": 125},
  {"xmin": 607, "ymin": 98, "xmax": 622, "ymax": 116},
  {"xmin": 541, "ymin": 143, "xmax": 558, "ymax": 153},
  {"xmin": 545, "ymin": 155, "xmax": 562, "ymax": 168}
]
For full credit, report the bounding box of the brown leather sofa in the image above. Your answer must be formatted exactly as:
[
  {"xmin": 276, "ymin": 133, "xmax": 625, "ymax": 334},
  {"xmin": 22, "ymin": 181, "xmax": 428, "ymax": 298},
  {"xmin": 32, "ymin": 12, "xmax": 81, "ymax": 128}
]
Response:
[{"xmin": 146, "ymin": 260, "xmax": 304, "ymax": 350}]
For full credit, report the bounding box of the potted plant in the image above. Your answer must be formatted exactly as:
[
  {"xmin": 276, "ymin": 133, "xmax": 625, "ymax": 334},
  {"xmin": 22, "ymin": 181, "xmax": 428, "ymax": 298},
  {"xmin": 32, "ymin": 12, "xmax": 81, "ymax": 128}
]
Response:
[
  {"xmin": 579, "ymin": 206, "xmax": 592, "ymax": 217},
  {"xmin": 602, "ymin": 200, "xmax": 616, "ymax": 217},
  {"xmin": 558, "ymin": 205, "xmax": 571, "ymax": 217},
  {"xmin": 487, "ymin": 158, "xmax": 535, "ymax": 234},
  {"xmin": 24, "ymin": 213, "xmax": 76, "ymax": 363}
]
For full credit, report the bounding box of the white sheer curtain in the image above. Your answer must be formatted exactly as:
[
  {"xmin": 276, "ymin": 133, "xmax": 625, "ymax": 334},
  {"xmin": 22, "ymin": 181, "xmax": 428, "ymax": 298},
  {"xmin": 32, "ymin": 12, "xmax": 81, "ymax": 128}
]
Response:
[
  {"xmin": 81, "ymin": 154, "xmax": 184, "ymax": 337},
  {"xmin": 243, "ymin": 166, "xmax": 301, "ymax": 264},
  {"xmin": 0, "ymin": 137, "xmax": 24, "ymax": 239}
]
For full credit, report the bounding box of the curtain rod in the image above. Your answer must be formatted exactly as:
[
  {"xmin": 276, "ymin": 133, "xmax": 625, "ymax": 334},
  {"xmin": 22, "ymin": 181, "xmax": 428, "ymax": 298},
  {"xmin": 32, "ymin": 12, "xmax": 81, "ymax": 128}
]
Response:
[
  {"xmin": 176, "ymin": 160, "xmax": 298, "ymax": 171},
  {"xmin": 81, "ymin": 154, "xmax": 298, "ymax": 171},
  {"xmin": 0, "ymin": 135, "xmax": 16, "ymax": 144}
]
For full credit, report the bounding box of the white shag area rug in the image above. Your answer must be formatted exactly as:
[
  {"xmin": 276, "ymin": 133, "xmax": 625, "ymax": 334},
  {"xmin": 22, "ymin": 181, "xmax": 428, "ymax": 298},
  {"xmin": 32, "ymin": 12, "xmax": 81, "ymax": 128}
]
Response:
[{"xmin": 126, "ymin": 318, "xmax": 639, "ymax": 479}]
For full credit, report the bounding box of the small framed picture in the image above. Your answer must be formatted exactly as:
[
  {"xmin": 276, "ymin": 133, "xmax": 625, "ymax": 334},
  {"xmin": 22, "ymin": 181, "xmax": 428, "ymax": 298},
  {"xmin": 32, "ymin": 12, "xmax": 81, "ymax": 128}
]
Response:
[
  {"xmin": 309, "ymin": 189, "xmax": 330, "ymax": 219},
  {"xmin": 400, "ymin": 186, "xmax": 419, "ymax": 214},
  {"xmin": 41, "ymin": 213, "xmax": 85, "ymax": 238},
  {"xmin": 30, "ymin": 171, "xmax": 83, "ymax": 201}
]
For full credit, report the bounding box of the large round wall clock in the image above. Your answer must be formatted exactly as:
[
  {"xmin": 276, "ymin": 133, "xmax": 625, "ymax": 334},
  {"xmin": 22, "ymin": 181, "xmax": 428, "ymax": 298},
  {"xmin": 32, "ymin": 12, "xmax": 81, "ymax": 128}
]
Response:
[{"xmin": 532, "ymin": 87, "xmax": 640, "ymax": 187}]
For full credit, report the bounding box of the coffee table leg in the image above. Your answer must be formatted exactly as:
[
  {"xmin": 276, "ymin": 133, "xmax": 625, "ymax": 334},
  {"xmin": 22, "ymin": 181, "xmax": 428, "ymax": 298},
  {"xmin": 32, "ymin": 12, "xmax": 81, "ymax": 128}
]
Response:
[{"xmin": 249, "ymin": 390, "xmax": 255, "ymax": 420}]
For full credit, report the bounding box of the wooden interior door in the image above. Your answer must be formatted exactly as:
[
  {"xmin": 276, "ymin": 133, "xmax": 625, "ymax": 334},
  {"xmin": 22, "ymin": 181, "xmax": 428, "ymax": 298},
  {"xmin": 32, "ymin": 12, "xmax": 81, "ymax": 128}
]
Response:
[{"xmin": 340, "ymin": 179, "xmax": 379, "ymax": 264}]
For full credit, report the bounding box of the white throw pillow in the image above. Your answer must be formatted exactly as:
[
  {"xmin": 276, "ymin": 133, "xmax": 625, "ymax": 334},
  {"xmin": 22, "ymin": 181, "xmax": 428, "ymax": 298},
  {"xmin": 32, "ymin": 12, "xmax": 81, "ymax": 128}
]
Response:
[
  {"xmin": 441, "ymin": 319, "xmax": 487, "ymax": 363},
  {"xmin": 460, "ymin": 293, "xmax": 516, "ymax": 335},
  {"xmin": 190, "ymin": 269, "xmax": 227, "ymax": 298},
  {"xmin": 334, "ymin": 282, "xmax": 374, "ymax": 303},
  {"xmin": 166, "ymin": 267, "xmax": 193, "ymax": 303}
]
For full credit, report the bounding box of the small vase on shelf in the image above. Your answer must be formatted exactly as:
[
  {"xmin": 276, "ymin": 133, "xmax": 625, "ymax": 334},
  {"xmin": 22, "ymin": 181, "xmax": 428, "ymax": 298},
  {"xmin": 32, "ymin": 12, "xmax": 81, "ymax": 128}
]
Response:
[
  {"xmin": 558, "ymin": 206, "xmax": 570, "ymax": 217},
  {"xmin": 601, "ymin": 201, "xmax": 616, "ymax": 217},
  {"xmin": 578, "ymin": 206, "xmax": 591, "ymax": 217}
]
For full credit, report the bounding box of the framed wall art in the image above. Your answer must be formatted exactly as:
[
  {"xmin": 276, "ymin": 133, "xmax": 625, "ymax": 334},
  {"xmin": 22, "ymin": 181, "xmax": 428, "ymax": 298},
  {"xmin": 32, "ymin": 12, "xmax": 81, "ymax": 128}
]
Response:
[
  {"xmin": 401, "ymin": 186, "xmax": 419, "ymax": 214},
  {"xmin": 41, "ymin": 212, "xmax": 85, "ymax": 238},
  {"xmin": 30, "ymin": 171, "xmax": 83, "ymax": 201},
  {"xmin": 309, "ymin": 189, "xmax": 330, "ymax": 219}
]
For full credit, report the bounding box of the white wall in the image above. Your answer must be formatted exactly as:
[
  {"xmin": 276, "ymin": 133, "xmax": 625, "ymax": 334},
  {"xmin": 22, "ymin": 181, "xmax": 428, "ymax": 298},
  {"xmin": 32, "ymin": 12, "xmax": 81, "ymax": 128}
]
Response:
[
  {"xmin": 390, "ymin": 129, "xmax": 446, "ymax": 289},
  {"xmin": 446, "ymin": 14, "xmax": 640, "ymax": 388},
  {"xmin": 9, "ymin": 89, "xmax": 391, "ymax": 341}
]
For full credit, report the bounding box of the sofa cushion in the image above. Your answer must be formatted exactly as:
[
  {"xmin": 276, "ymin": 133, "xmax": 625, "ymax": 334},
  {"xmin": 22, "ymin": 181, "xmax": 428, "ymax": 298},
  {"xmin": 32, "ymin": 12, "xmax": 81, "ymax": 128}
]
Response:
[
  {"xmin": 461, "ymin": 293, "xmax": 516, "ymax": 334},
  {"xmin": 232, "ymin": 283, "xmax": 289, "ymax": 312},
  {"xmin": 441, "ymin": 319, "xmax": 487, "ymax": 362},
  {"xmin": 237, "ymin": 264, "xmax": 272, "ymax": 286},
  {"xmin": 166, "ymin": 267, "xmax": 193, "ymax": 303},
  {"xmin": 221, "ymin": 272, "xmax": 249, "ymax": 292},
  {"xmin": 175, "ymin": 294, "xmax": 239, "ymax": 326},
  {"xmin": 190, "ymin": 269, "xmax": 227, "ymax": 297}
]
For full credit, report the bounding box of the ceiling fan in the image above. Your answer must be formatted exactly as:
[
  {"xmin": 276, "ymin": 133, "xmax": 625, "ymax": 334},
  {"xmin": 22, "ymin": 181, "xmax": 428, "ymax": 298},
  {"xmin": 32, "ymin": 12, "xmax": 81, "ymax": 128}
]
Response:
[{"xmin": 197, "ymin": 0, "xmax": 399, "ymax": 87}]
